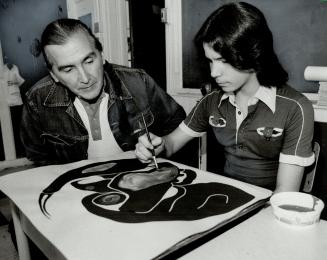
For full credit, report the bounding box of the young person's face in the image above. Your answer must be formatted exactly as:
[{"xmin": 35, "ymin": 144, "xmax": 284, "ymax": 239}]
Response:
[
  {"xmin": 45, "ymin": 31, "xmax": 105, "ymax": 101},
  {"xmin": 203, "ymin": 43, "xmax": 256, "ymax": 93}
]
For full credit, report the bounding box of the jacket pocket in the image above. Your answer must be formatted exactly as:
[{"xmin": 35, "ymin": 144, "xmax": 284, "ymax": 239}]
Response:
[
  {"xmin": 41, "ymin": 133, "xmax": 88, "ymax": 162},
  {"xmin": 133, "ymin": 109, "xmax": 154, "ymax": 135},
  {"xmin": 41, "ymin": 133, "xmax": 87, "ymax": 145}
]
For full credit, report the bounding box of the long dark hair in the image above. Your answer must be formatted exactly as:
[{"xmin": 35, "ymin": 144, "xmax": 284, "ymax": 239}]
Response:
[
  {"xmin": 41, "ymin": 18, "xmax": 103, "ymax": 69},
  {"xmin": 195, "ymin": 2, "xmax": 288, "ymax": 87}
]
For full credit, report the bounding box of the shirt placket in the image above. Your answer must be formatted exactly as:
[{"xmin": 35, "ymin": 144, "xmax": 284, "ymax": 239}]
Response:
[
  {"xmin": 236, "ymin": 107, "xmax": 246, "ymax": 150},
  {"xmin": 229, "ymin": 97, "xmax": 245, "ymax": 145},
  {"xmin": 229, "ymin": 96, "xmax": 258, "ymax": 151}
]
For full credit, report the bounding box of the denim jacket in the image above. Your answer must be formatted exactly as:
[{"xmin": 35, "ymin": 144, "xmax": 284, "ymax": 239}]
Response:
[{"xmin": 20, "ymin": 62, "xmax": 186, "ymax": 165}]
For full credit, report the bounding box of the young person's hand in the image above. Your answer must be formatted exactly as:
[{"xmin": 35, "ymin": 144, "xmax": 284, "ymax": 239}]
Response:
[{"xmin": 135, "ymin": 133, "xmax": 165, "ymax": 163}]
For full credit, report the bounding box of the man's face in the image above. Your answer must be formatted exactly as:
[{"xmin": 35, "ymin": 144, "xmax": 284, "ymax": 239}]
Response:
[{"xmin": 45, "ymin": 31, "xmax": 105, "ymax": 101}]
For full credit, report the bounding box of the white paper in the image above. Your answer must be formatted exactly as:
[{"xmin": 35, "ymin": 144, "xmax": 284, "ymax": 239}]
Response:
[{"xmin": 0, "ymin": 152, "xmax": 272, "ymax": 260}]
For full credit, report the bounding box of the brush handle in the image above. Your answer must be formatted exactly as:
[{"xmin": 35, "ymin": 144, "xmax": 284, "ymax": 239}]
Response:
[{"xmin": 141, "ymin": 113, "xmax": 159, "ymax": 169}]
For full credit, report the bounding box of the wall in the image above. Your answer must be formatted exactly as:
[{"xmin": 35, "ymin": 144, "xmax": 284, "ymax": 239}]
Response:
[
  {"xmin": 0, "ymin": 0, "xmax": 67, "ymax": 159},
  {"xmin": 182, "ymin": 0, "xmax": 327, "ymax": 93},
  {"xmin": 0, "ymin": 0, "xmax": 67, "ymax": 93}
]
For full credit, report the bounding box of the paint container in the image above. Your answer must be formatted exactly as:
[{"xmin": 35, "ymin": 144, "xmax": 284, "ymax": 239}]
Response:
[{"xmin": 270, "ymin": 192, "xmax": 324, "ymax": 227}]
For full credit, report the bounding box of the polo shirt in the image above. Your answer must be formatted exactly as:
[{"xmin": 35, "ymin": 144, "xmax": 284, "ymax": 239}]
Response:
[{"xmin": 180, "ymin": 85, "xmax": 315, "ymax": 189}]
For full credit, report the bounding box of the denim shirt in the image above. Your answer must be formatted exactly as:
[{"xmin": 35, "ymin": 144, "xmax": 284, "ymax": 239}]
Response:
[{"xmin": 20, "ymin": 62, "xmax": 186, "ymax": 165}]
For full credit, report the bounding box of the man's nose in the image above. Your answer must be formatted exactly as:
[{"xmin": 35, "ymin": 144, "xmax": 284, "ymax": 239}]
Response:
[{"xmin": 78, "ymin": 67, "xmax": 90, "ymax": 83}]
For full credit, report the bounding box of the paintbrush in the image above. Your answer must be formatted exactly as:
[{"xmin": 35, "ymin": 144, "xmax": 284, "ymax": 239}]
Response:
[{"xmin": 141, "ymin": 113, "xmax": 159, "ymax": 169}]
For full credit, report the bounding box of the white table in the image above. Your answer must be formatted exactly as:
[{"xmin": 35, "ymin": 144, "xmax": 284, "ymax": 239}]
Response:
[
  {"xmin": 0, "ymin": 152, "xmax": 272, "ymax": 260},
  {"xmin": 181, "ymin": 206, "xmax": 327, "ymax": 260}
]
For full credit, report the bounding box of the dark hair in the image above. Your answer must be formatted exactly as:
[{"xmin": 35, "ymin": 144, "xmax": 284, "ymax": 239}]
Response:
[
  {"xmin": 41, "ymin": 18, "xmax": 103, "ymax": 68},
  {"xmin": 195, "ymin": 2, "xmax": 288, "ymax": 87}
]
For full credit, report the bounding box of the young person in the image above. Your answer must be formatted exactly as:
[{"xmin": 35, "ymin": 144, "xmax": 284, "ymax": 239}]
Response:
[
  {"xmin": 135, "ymin": 2, "xmax": 314, "ymax": 192},
  {"xmin": 20, "ymin": 18, "xmax": 186, "ymax": 166}
]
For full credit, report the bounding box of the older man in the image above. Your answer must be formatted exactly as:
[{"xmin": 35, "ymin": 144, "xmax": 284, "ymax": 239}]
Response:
[{"xmin": 21, "ymin": 18, "xmax": 185, "ymax": 165}]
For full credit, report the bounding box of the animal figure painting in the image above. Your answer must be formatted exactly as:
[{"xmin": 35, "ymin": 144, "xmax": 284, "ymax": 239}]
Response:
[
  {"xmin": 39, "ymin": 159, "xmax": 254, "ymax": 223},
  {"xmin": 0, "ymin": 155, "xmax": 272, "ymax": 260}
]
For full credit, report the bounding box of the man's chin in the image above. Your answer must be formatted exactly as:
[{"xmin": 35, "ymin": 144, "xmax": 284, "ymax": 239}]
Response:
[
  {"xmin": 78, "ymin": 87, "xmax": 104, "ymax": 103},
  {"xmin": 79, "ymin": 95, "xmax": 100, "ymax": 103}
]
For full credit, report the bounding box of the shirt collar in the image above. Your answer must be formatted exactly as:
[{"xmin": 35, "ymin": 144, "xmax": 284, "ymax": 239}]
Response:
[
  {"xmin": 254, "ymin": 86, "xmax": 276, "ymax": 113},
  {"xmin": 219, "ymin": 86, "xmax": 276, "ymax": 113}
]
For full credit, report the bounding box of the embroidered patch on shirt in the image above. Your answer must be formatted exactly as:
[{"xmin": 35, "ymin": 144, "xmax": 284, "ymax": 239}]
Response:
[
  {"xmin": 256, "ymin": 127, "xmax": 283, "ymax": 140},
  {"xmin": 209, "ymin": 116, "xmax": 226, "ymax": 128}
]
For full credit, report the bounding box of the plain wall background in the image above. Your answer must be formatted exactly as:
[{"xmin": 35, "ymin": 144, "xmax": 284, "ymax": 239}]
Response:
[
  {"xmin": 0, "ymin": 0, "xmax": 67, "ymax": 159},
  {"xmin": 0, "ymin": 0, "xmax": 67, "ymax": 94},
  {"xmin": 182, "ymin": 0, "xmax": 327, "ymax": 92}
]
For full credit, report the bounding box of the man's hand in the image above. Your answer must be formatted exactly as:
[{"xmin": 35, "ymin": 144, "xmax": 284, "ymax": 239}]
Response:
[{"xmin": 135, "ymin": 133, "xmax": 165, "ymax": 163}]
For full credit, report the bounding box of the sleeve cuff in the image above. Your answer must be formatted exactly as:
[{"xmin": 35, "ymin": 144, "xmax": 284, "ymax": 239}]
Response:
[
  {"xmin": 179, "ymin": 122, "xmax": 205, "ymax": 137},
  {"xmin": 279, "ymin": 152, "xmax": 315, "ymax": 167}
]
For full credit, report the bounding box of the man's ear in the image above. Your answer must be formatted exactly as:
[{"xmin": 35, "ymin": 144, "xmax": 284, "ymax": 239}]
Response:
[{"xmin": 49, "ymin": 71, "xmax": 59, "ymax": 83}]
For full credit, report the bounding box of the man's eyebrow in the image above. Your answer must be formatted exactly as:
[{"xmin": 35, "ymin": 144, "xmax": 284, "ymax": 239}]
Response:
[{"xmin": 83, "ymin": 51, "xmax": 96, "ymax": 61}]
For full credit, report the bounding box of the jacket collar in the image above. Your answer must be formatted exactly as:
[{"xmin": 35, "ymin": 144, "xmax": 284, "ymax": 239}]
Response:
[
  {"xmin": 43, "ymin": 79, "xmax": 72, "ymax": 107},
  {"xmin": 103, "ymin": 61, "xmax": 133, "ymax": 103}
]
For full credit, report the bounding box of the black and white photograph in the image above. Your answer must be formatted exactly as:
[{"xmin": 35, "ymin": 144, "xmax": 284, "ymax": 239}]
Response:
[{"xmin": 1, "ymin": 1, "xmax": 327, "ymax": 259}]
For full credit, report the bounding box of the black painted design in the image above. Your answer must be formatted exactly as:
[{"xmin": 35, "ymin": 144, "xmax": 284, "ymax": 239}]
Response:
[{"xmin": 39, "ymin": 159, "xmax": 254, "ymax": 222}]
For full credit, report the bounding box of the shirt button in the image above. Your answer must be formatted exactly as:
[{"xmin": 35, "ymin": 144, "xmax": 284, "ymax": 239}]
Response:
[
  {"xmin": 238, "ymin": 111, "xmax": 241, "ymax": 115},
  {"xmin": 238, "ymin": 144, "xmax": 243, "ymax": 149}
]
